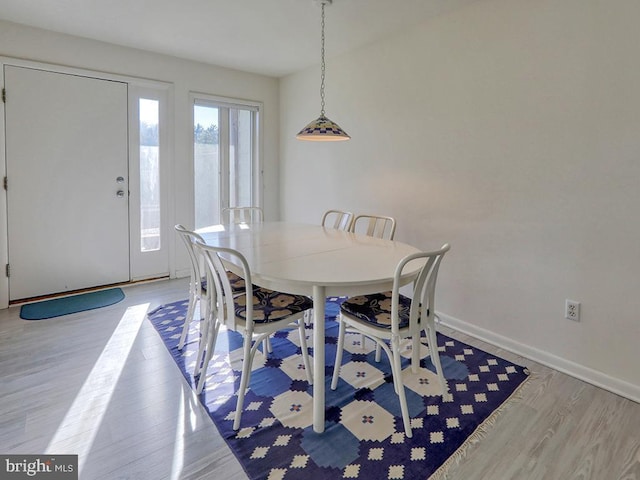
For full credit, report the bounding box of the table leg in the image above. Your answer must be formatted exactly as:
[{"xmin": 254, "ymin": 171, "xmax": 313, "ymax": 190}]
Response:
[{"xmin": 312, "ymin": 285, "xmax": 325, "ymax": 433}]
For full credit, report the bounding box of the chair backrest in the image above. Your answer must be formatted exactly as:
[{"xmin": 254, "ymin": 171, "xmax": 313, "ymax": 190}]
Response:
[
  {"xmin": 222, "ymin": 206, "xmax": 264, "ymax": 225},
  {"xmin": 350, "ymin": 214, "xmax": 397, "ymax": 240},
  {"xmin": 175, "ymin": 224, "xmax": 206, "ymax": 292},
  {"xmin": 391, "ymin": 244, "xmax": 450, "ymax": 335},
  {"xmin": 321, "ymin": 209, "xmax": 354, "ymax": 230},
  {"xmin": 194, "ymin": 240, "xmax": 254, "ymax": 334}
]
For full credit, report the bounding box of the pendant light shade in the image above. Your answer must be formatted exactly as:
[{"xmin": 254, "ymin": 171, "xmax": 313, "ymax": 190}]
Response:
[
  {"xmin": 296, "ymin": 0, "xmax": 350, "ymax": 142},
  {"xmin": 296, "ymin": 115, "xmax": 350, "ymax": 141}
]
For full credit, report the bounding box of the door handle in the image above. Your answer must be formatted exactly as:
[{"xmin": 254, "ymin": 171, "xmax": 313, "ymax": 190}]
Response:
[{"xmin": 117, "ymin": 190, "xmax": 126, "ymax": 198}]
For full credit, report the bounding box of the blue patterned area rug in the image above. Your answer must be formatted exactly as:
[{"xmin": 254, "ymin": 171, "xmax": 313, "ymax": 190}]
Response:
[{"xmin": 147, "ymin": 298, "xmax": 529, "ymax": 480}]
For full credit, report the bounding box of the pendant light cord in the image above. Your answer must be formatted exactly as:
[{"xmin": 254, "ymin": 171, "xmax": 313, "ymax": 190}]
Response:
[
  {"xmin": 320, "ymin": 2, "xmax": 326, "ymax": 117},
  {"xmin": 296, "ymin": 0, "xmax": 350, "ymax": 140}
]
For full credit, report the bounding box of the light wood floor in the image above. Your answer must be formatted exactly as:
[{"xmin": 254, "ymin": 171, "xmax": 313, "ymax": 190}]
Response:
[{"xmin": 1, "ymin": 278, "xmax": 638, "ymax": 479}]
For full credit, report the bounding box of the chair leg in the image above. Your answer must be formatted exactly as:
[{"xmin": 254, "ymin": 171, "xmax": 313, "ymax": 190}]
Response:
[
  {"xmin": 330, "ymin": 318, "xmax": 347, "ymax": 390},
  {"xmin": 262, "ymin": 336, "xmax": 273, "ymax": 356},
  {"xmin": 194, "ymin": 313, "xmax": 210, "ymax": 376},
  {"xmin": 370, "ymin": 339, "xmax": 397, "ymax": 393},
  {"xmin": 233, "ymin": 334, "xmax": 255, "ymax": 430},
  {"xmin": 425, "ymin": 323, "xmax": 447, "ymax": 396},
  {"xmin": 178, "ymin": 292, "xmax": 197, "ymax": 350},
  {"xmin": 391, "ymin": 335, "xmax": 412, "ymax": 438},
  {"xmin": 375, "ymin": 343, "xmax": 382, "ymax": 362},
  {"xmin": 195, "ymin": 318, "xmax": 220, "ymax": 394},
  {"xmin": 298, "ymin": 320, "xmax": 313, "ymax": 385},
  {"xmin": 362, "ymin": 333, "xmax": 383, "ymax": 362},
  {"xmin": 194, "ymin": 295, "xmax": 211, "ymax": 374},
  {"xmin": 411, "ymin": 334, "xmax": 420, "ymax": 374}
]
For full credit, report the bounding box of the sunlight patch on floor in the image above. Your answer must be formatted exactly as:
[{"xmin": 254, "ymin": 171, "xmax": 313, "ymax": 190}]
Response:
[
  {"xmin": 44, "ymin": 303, "xmax": 149, "ymax": 474},
  {"xmin": 170, "ymin": 387, "xmax": 186, "ymax": 480}
]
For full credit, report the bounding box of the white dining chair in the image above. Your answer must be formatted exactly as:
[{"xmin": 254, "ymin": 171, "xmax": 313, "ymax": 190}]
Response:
[
  {"xmin": 331, "ymin": 244, "xmax": 451, "ymax": 438},
  {"xmin": 194, "ymin": 240, "xmax": 314, "ymax": 430},
  {"xmin": 220, "ymin": 206, "xmax": 273, "ymax": 354},
  {"xmin": 350, "ymin": 214, "xmax": 396, "ymax": 241},
  {"xmin": 174, "ymin": 225, "xmax": 247, "ymax": 351},
  {"xmin": 174, "ymin": 225, "xmax": 209, "ymax": 351},
  {"xmin": 321, "ymin": 209, "xmax": 354, "ymax": 231},
  {"xmin": 302, "ymin": 209, "xmax": 355, "ymax": 327},
  {"xmin": 350, "ymin": 213, "xmax": 397, "ymax": 358},
  {"xmin": 222, "ymin": 206, "xmax": 264, "ymax": 225}
]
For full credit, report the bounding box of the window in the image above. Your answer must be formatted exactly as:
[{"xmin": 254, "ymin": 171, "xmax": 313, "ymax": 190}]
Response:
[
  {"xmin": 139, "ymin": 98, "xmax": 160, "ymax": 251},
  {"xmin": 192, "ymin": 95, "xmax": 261, "ymax": 229},
  {"xmin": 128, "ymin": 83, "xmax": 170, "ymax": 281}
]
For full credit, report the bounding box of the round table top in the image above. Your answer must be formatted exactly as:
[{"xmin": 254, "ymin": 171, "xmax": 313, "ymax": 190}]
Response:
[{"xmin": 197, "ymin": 221, "xmax": 423, "ymax": 296}]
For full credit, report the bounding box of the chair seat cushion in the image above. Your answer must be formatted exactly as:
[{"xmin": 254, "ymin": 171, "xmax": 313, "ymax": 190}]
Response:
[
  {"xmin": 235, "ymin": 288, "xmax": 313, "ymax": 323},
  {"xmin": 340, "ymin": 291, "xmax": 412, "ymax": 329},
  {"xmin": 226, "ymin": 271, "xmax": 247, "ymax": 293},
  {"xmin": 202, "ymin": 273, "xmax": 248, "ymax": 294}
]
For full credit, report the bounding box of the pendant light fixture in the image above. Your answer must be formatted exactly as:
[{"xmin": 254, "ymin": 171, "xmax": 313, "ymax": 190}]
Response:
[{"xmin": 296, "ymin": 0, "xmax": 350, "ymax": 142}]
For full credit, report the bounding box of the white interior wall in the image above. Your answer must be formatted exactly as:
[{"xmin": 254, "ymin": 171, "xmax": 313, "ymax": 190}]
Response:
[
  {"xmin": 280, "ymin": 0, "xmax": 640, "ymax": 399},
  {"xmin": 0, "ymin": 19, "xmax": 280, "ymax": 286}
]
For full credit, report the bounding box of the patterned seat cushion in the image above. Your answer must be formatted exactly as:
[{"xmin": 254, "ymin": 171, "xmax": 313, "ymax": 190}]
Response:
[
  {"xmin": 340, "ymin": 291, "xmax": 413, "ymax": 330},
  {"xmin": 226, "ymin": 271, "xmax": 247, "ymax": 293},
  {"xmin": 234, "ymin": 288, "xmax": 313, "ymax": 323},
  {"xmin": 200, "ymin": 272, "xmax": 246, "ymax": 295}
]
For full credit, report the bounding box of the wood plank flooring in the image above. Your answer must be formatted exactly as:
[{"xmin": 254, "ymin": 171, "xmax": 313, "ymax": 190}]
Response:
[{"xmin": 1, "ymin": 278, "xmax": 638, "ymax": 479}]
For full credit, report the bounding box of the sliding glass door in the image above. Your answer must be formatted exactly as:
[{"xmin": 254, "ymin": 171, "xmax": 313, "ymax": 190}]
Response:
[{"xmin": 192, "ymin": 94, "xmax": 261, "ymax": 229}]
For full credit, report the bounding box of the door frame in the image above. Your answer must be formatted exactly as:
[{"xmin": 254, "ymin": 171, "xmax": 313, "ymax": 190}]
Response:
[{"xmin": 0, "ymin": 57, "xmax": 174, "ymax": 308}]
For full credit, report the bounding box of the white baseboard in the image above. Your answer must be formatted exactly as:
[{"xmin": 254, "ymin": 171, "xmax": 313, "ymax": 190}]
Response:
[{"xmin": 437, "ymin": 311, "xmax": 640, "ymax": 405}]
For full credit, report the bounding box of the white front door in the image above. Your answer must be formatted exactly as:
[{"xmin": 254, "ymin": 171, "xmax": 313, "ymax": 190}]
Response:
[{"xmin": 4, "ymin": 65, "xmax": 130, "ymax": 300}]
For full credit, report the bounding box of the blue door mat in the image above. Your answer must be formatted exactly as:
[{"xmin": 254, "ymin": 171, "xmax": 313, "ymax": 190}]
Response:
[{"xmin": 20, "ymin": 288, "xmax": 125, "ymax": 320}]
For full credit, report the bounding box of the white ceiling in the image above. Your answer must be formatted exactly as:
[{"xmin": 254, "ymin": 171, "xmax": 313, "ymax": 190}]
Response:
[{"xmin": 0, "ymin": 0, "xmax": 481, "ymax": 77}]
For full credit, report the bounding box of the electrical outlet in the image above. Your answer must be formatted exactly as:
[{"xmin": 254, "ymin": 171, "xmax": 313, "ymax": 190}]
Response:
[{"xmin": 565, "ymin": 299, "xmax": 580, "ymax": 321}]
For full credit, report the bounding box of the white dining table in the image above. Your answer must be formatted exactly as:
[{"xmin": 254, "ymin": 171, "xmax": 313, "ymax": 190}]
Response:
[{"xmin": 196, "ymin": 221, "xmax": 423, "ymax": 433}]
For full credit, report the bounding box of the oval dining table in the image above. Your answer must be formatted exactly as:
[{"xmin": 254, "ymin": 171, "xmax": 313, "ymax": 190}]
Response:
[{"xmin": 196, "ymin": 221, "xmax": 423, "ymax": 433}]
